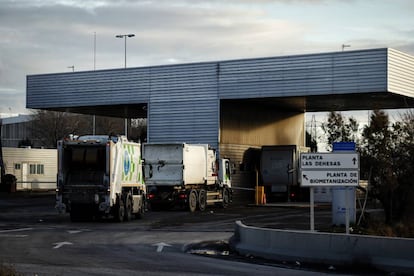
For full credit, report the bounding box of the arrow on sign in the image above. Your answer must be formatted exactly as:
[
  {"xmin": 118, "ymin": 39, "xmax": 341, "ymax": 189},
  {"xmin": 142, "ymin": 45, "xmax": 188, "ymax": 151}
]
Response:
[
  {"xmin": 303, "ymin": 174, "xmax": 308, "ymax": 181},
  {"xmin": 152, "ymin": 242, "xmax": 172, "ymax": 252},
  {"xmin": 352, "ymin": 157, "xmax": 357, "ymax": 165},
  {"xmin": 53, "ymin": 241, "xmax": 73, "ymax": 249}
]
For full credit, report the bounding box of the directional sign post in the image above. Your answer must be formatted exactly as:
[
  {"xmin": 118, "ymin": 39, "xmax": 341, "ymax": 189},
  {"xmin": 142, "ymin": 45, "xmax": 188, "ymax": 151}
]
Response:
[
  {"xmin": 301, "ymin": 170, "xmax": 359, "ymax": 187},
  {"xmin": 300, "ymin": 153, "xmax": 359, "ymax": 187},
  {"xmin": 300, "ymin": 152, "xmax": 359, "ymax": 232}
]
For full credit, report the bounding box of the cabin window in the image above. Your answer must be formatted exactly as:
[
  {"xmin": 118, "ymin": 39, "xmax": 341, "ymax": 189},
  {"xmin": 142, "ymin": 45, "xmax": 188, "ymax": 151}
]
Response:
[
  {"xmin": 29, "ymin": 164, "xmax": 44, "ymax": 175},
  {"xmin": 37, "ymin": 164, "xmax": 44, "ymax": 174},
  {"xmin": 14, "ymin": 163, "xmax": 21, "ymax": 170}
]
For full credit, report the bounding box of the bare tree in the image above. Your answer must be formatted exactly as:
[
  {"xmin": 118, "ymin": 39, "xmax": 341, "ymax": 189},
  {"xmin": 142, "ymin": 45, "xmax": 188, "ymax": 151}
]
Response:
[
  {"xmin": 30, "ymin": 110, "xmax": 147, "ymax": 147},
  {"xmin": 30, "ymin": 110, "xmax": 91, "ymax": 148},
  {"xmin": 94, "ymin": 116, "xmax": 124, "ymax": 136},
  {"xmin": 130, "ymin": 118, "xmax": 147, "ymax": 142}
]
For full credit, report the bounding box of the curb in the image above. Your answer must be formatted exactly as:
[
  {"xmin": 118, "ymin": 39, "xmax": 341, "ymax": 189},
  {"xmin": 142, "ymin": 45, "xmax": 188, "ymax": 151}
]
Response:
[{"xmin": 231, "ymin": 220, "xmax": 414, "ymax": 274}]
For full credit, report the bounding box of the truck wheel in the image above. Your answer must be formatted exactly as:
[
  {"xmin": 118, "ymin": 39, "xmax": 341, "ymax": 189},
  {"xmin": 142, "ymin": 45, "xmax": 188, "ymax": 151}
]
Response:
[
  {"xmin": 135, "ymin": 196, "xmax": 145, "ymax": 219},
  {"xmin": 135, "ymin": 206, "xmax": 144, "ymax": 219},
  {"xmin": 221, "ymin": 188, "xmax": 230, "ymax": 208},
  {"xmin": 198, "ymin": 189, "xmax": 207, "ymax": 212},
  {"xmin": 124, "ymin": 195, "xmax": 132, "ymax": 222},
  {"xmin": 115, "ymin": 199, "xmax": 125, "ymax": 222},
  {"xmin": 188, "ymin": 190, "xmax": 197, "ymax": 213}
]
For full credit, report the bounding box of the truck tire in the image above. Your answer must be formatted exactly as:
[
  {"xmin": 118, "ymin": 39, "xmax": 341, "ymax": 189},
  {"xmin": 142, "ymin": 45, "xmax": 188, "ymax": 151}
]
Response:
[
  {"xmin": 198, "ymin": 189, "xmax": 207, "ymax": 212},
  {"xmin": 188, "ymin": 189, "xmax": 197, "ymax": 213},
  {"xmin": 221, "ymin": 188, "xmax": 230, "ymax": 209},
  {"xmin": 135, "ymin": 196, "xmax": 145, "ymax": 219},
  {"xmin": 124, "ymin": 194, "xmax": 132, "ymax": 222},
  {"xmin": 115, "ymin": 198, "xmax": 125, "ymax": 222}
]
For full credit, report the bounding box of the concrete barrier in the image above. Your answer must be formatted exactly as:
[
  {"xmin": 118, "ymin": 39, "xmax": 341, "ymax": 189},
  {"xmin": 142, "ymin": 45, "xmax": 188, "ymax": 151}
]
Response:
[{"xmin": 231, "ymin": 221, "xmax": 414, "ymax": 273}]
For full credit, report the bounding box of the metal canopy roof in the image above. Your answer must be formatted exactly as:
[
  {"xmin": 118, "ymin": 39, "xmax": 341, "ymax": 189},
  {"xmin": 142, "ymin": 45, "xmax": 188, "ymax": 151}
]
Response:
[
  {"xmin": 27, "ymin": 48, "xmax": 414, "ymax": 118},
  {"xmin": 40, "ymin": 91, "xmax": 413, "ymax": 119},
  {"xmin": 225, "ymin": 92, "xmax": 414, "ymax": 114},
  {"xmin": 41, "ymin": 104, "xmax": 148, "ymax": 118}
]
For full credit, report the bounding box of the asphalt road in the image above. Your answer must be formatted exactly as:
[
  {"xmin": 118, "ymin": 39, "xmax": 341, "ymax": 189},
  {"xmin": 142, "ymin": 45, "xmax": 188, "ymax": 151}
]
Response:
[{"xmin": 0, "ymin": 192, "xmax": 338, "ymax": 275}]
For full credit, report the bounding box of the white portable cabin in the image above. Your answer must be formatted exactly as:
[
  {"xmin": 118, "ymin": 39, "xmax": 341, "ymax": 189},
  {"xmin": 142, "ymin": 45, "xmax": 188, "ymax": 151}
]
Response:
[{"xmin": 2, "ymin": 147, "xmax": 57, "ymax": 190}]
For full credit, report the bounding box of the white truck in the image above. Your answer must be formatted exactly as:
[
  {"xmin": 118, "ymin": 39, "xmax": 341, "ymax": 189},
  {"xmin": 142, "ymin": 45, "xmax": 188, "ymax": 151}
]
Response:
[
  {"xmin": 56, "ymin": 135, "xmax": 146, "ymax": 222},
  {"xmin": 143, "ymin": 143, "xmax": 232, "ymax": 212}
]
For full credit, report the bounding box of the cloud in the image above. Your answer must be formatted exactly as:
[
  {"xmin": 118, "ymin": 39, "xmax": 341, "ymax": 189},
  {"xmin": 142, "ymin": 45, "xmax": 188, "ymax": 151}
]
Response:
[
  {"xmin": 0, "ymin": 87, "xmax": 26, "ymax": 114},
  {"xmin": 0, "ymin": 0, "xmax": 413, "ymax": 114}
]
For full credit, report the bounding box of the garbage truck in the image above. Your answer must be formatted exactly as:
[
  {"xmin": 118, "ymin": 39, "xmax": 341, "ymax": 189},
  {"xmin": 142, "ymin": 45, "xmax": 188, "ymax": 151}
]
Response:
[
  {"xmin": 260, "ymin": 145, "xmax": 309, "ymax": 202},
  {"xmin": 143, "ymin": 143, "xmax": 232, "ymax": 212},
  {"xmin": 55, "ymin": 135, "xmax": 146, "ymax": 222}
]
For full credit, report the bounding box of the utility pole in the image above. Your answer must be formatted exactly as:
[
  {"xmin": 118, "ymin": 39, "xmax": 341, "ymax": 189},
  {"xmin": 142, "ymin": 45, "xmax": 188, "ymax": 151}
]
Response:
[
  {"xmin": 115, "ymin": 33, "xmax": 135, "ymax": 137},
  {"xmin": 115, "ymin": 34, "xmax": 135, "ymax": 68}
]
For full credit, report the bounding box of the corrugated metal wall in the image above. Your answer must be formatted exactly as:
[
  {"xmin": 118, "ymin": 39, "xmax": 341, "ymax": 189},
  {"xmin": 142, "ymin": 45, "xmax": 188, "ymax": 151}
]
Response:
[
  {"xmin": 27, "ymin": 69, "xmax": 151, "ymax": 107},
  {"xmin": 148, "ymin": 63, "xmax": 219, "ymax": 147},
  {"xmin": 388, "ymin": 48, "xmax": 414, "ymax": 98},
  {"xmin": 220, "ymin": 102, "xmax": 305, "ymax": 147},
  {"xmin": 218, "ymin": 48, "xmax": 388, "ymax": 99}
]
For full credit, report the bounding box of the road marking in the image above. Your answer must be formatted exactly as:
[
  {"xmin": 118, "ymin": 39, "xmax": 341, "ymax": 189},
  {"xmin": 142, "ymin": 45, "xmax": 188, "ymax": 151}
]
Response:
[
  {"xmin": 67, "ymin": 229, "xmax": 90, "ymax": 234},
  {"xmin": 152, "ymin": 242, "xmax": 172, "ymax": 252},
  {"xmin": 53, "ymin": 241, "xmax": 73, "ymax": 249},
  {"xmin": 67, "ymin": 230, "xmax": 82, "ymax": 234},
  {"xmin": 0, "ymin": 234, "xmax": 28, "ymax": 238},
  {"xmin": 0, "ymin": 227, "xmax": 33, "ymax": 233}
]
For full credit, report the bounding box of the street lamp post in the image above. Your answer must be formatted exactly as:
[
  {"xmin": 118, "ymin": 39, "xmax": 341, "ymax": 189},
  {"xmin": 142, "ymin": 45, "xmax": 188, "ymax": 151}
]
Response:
[
  {"xmin": 115, "ymin": 34, "xmax": 135, "ymax": 137},
  {"xmin": 116, "ymin": 34, "xmax": 135, "ymax": 68}
]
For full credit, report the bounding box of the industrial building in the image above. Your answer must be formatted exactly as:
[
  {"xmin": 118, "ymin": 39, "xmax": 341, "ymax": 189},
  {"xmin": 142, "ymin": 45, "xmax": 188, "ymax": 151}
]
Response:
[
  {"xmin": 26, "ymin": 48, "xmax": 414, "ymax": 200},
  {"xmin": 0, "ymin": 114, "xmax": 35, "ymax": 148}
]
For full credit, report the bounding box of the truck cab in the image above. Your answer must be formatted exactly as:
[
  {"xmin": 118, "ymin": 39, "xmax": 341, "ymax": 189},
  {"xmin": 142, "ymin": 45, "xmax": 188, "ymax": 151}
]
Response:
[{"xmin": 218, "ymin": 158, "xmax": 232, "ymax": 188}]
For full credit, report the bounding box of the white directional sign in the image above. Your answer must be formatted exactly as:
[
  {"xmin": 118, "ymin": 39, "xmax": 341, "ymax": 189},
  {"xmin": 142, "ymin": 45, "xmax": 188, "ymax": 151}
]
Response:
[
  {"xmin": 300, "ymin": 152, "xmax": 359, "ymax": 187},
  {"xmin": 301, "ymin": 153, "xmax": 359, "ymax": 169},
  {"xmin": 301, "ymin": 170, "xmax": 359, "ymax": 187}
]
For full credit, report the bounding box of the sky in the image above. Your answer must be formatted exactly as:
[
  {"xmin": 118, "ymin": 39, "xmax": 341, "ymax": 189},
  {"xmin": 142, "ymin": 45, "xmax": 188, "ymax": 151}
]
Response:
[{"xmin": 1, "ymin": 0, "xmax": 414, "ymax": 121}]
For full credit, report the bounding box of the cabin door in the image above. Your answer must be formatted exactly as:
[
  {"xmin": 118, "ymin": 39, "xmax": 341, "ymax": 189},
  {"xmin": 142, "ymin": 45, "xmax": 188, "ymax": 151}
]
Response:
[{"xmin": 21, "ymin": 163, "xmax": 28, "ymax": 189}]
